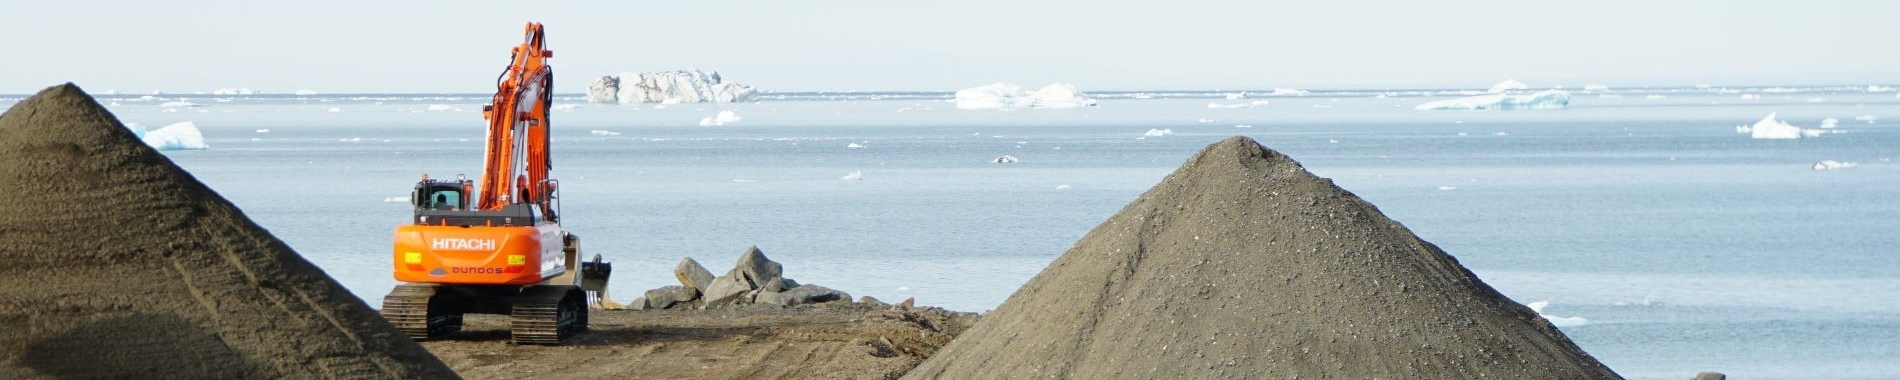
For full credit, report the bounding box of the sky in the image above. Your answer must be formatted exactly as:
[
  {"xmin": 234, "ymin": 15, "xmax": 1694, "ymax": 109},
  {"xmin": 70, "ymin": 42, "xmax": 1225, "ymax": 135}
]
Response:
[{"xmin": 4, "ymin": 0, "xmax": 1897, "ymax": 94}]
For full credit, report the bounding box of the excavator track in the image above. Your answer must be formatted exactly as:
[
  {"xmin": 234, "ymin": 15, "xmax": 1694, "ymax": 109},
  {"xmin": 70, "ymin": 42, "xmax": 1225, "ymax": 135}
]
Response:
[
  {"xmin": 381, "ymin": 284, "xmax": 463, "ymax": 340},
  {"xmin": 510, "ymin": 285, "xmax": 586, "ymax": 345}
]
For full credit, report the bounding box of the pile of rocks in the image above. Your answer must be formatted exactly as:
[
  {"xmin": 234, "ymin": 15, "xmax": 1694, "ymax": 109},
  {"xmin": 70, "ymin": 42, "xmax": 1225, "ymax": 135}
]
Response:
[{"xmin": 633, "ymin": 246, "xmax": 853, "ymax": 310}]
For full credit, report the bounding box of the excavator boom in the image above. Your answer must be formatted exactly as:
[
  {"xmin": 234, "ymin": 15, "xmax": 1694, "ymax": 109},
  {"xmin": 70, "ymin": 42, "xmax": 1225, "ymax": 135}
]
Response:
[{"xmin": 477, "ymin": 22, "xmax": 555, "ymax": 212}]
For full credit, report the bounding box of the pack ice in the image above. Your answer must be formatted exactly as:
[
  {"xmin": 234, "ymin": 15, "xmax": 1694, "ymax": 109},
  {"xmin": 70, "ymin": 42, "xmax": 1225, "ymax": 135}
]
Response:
[
  {"xmin": 955, "ymin": 83, "xmax": 1098, "ymax": 110},
  {"xmin": 1415, "ymin": 90, "xmax": 1570, "ymax": 110}
]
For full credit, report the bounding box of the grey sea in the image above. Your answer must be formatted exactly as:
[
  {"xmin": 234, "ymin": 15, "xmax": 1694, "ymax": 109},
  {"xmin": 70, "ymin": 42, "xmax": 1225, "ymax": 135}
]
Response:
[{"xmin": 13, "ymin": 85, "xmax": 1896, "ymax": 379}]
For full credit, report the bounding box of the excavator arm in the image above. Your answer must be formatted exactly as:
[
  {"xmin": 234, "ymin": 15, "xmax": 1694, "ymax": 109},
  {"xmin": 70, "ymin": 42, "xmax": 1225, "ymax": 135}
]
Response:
[{"xmin": 477, "ymin": 22, "xmax": 555, "ymax": 214}]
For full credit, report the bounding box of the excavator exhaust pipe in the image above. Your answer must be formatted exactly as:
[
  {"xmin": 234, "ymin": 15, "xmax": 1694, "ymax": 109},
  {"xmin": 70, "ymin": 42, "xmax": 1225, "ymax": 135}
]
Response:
[{"xmin": 580, "ymin": 254, "xmax": 622, "ymax": 310}]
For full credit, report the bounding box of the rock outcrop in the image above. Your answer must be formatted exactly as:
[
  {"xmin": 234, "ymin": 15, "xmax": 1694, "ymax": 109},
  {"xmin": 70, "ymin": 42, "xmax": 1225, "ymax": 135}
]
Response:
[{"xmin": 633, "ymin": 246, "xmax": 852, "ymax": 310}]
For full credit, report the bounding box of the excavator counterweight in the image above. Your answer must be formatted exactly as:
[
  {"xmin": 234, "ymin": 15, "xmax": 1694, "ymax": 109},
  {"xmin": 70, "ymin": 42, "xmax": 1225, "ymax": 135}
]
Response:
[{"xmin": 380, "ymin": 22, "xmax": 613, "ymax": 346}]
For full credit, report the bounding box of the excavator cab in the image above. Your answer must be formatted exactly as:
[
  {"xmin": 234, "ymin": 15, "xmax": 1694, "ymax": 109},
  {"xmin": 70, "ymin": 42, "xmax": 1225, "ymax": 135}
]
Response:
[{"xmin": 412, "ymin": 176, "xmax": 470, "ymax": 211}]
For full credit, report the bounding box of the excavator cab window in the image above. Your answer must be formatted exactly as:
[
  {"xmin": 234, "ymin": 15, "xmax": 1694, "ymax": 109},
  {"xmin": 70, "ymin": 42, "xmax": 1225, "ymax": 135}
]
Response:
[{"xmin": 421, "ymin": 187, "xmax": 464, "ymax": 211}]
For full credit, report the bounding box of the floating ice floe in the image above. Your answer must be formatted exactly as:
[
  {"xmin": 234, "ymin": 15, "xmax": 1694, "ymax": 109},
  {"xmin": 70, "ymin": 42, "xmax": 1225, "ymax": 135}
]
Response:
[
  {"xmin": 840, "ymin": 170, "xmax": 863, "ymax": 181},
  {"xmin": 1143, "ymin": 128, "xmax": 1174, "ymax": 137},
  {"xmin": 1054, "ymin": 184, "xmax": 1072, "ymax": 190},
  {"xmin": 954, "ymin": 83, "xmax": 1097, "ymax": 109},
  {"xmin": 1224, "ymin": 92, "xmax": 1248, "ymax": 100},
  {"xmin": 426, "ymin": 104, "xmax": 461, "ymax": 112},
  {"xmin": 1740, "ymin": 94, "xmax": 1760, "ymax": 100},
  {"xmin": 993, "ymin": 155, "xmax": 1019, "ymax": 164},
  {"xmin": 255, "ymin": 128, "xmax": 270, "ymax": 133},
  {"xmin": 130, "ymin": 121, "xmax": 210, "ymax": 151},
  {"xmin": 1812, "ymin": 160, "xmax": 1858, "ymax": 171},
  {"xmin": 1644, "ymin": 94, "xmax": 1667, "ymax": 99},
  {"xmin": 211, "ymin": 87, "xmax": 255, "ymax": 95},
  {"xmin": 1413, "ymin": 90, "xmax": 1570, "ymax": 110},
  {"xmin": 1527, "ymin": 301, "xmax": 1588, "ymax": 327},
  {"xmin": 1868, "ymin": 85, "xmax": 1896, "ymax": 93},
  {"xmin": 1741, "ymin": 112, "xmax": 1808, "ymax": 139},
  {"xmin": 846, "ymin": 142, "xmax": 866, "ymax": 149},
  {"xmin": 159, "ymin": 100, "xmax": 200, "ymax": 108},
  {"xmin": 1854, "ymin": 114, "xmax": 1877, "ymax": 123},
  {"xmin": 1487, "ymin": 79, "xmax": 1529, "ymax": 93},
  {"xmin": 294, "ymin": 89, "xmax": 318, "ymax": 96},
  {"xmin": 383, "ymin": 196, "xmax": 409, "ymax": 203},
  {"xmin": 1267, "ymin": 87, "xmax": 1308, "ymax": 96},
  {"xmin": 1583, "ymin": 84, "xmax": 1610, "ymax": 91},
  {"xmin": 327, "ymin": 107, "xmax": 342, "ymax": 113},
  {"xmin": 590, "ymin": 130, "xmax": 622, "ymax": 136},
  {"xmin": 1821, "ymin": 118, "xmax": 1839, "ymax": 129},
  {"xmin": 698, "ymin": 110, "xmax": 743, "ymax": 126}
]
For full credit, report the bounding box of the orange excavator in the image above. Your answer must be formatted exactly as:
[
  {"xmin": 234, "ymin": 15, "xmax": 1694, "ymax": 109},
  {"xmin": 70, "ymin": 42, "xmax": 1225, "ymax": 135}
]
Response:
[{"xmin": 380, "ymin": 22, "xmax": 613, "ymax": 345}]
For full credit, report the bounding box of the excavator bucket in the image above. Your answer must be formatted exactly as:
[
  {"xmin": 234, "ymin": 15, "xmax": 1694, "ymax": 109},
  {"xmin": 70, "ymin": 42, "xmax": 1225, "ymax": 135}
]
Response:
[{"xmin": 580, "ymin": 254, "xmax": 622, "ymax": 309}]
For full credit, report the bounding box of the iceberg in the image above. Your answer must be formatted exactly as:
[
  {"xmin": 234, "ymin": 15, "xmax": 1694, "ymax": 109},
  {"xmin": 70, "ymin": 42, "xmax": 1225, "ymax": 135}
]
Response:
[
  {"xmin": 586, "ymin": 76, "xmax": 619, "ymax": 103},
  {"xmin": 954, "ymin": 83, "xmax": 1097, "ymax": 110},
  {"xmin": 1821, "ymin": 118, "xmax": 1839, "ymax": 129},
  {"xmin": 1143, "ymin": 128, "xmax": 1174, "ymax": 137},
  {"xmin": 1745, "ymin": 113, "xmax": 1805, "ymax": 139},
  {"xmin": 840, "ymin": 170, "xmax": 863, "ymax": 181},
  {"xmin": 211, "ymin": 87, "xmax": 255, "ymax": 95},
  {"xmin": 605, "ymin": 69, "xmax": 757, "ymax": 104},
  {"xmin": 697, "ymin": 110, "xmax": 741, "ymax": 126},
  {"xmin": 1812, "ymin": 160, "xmax": 1858, "ymax": 171},
  {"xmin": 1414, "ymin": 90, "xmax": 1570, "ymax": 110},
  {"xmin": 1583, "ymin": 84, "xmax": 1610, "ymax": 91},
  {"xmin": 159, "ymin": 100, "xmax": 201, "ymax": 108},
  {"xmin": 1854, "ymin": 114, "xmax": 1877, "ymax": 123},
  {"xmin": 1488, "ymin": 79, "xmax": 1529, "ymax": 93},
  {"xmin": 293, "ymin": 89, "xmax": 318, "ymax": 96},
  {"xmin": 1868, "ymin": 85, "xmax": 1896, "ymax": 93},
  {"xmin": 590, "ymin": 130, "xmax": 621, "ymax": 136},
  {"xmin": 133, "ymin": 121, "xmax": 210, "ymax": 151}
]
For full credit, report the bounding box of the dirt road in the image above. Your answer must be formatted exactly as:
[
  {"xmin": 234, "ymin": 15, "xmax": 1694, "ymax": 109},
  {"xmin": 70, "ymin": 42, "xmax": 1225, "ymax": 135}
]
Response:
[{"xmin": 421, "ymin": 303, "xmax": 976, "ymax": 380}]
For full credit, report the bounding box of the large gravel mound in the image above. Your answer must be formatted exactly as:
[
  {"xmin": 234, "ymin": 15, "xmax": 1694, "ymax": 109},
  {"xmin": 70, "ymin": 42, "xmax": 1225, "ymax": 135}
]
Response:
[
  {"xmin": 906, "ymin": 136, "xmax": 1620, "ymax": 379},
  {"xmin": 0, "ymin": 84, "xmax": 458, "ymax": 379}
]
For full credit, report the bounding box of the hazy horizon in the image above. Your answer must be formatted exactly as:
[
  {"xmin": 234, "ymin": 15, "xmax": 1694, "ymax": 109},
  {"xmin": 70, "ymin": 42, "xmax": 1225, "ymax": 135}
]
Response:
[{"xmin": 6, "ymin": 1, "xmax": 1897, "ymax": 94}]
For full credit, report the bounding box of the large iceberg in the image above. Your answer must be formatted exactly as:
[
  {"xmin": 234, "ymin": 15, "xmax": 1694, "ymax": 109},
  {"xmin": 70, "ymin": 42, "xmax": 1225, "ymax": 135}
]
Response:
[
  {"xmin": 586, "ymin": 76, "xmax": 618, "ymax": 103},
  {"xmin": 1488, "ymin": 79, "xmax": 1530, "ymax": 93},
  {"xmin": 954, "ymin": 82, "xmax": 1097, "ymax": 110},
  {"xmin": 587, "ymin": 69, "xmax": 757, "ymax": 104},
  {"xmin": 128, "ymin": 121, "xmax": 210, "ymax": 150},
  {"xmin": 1414, "ymin": 90, "xmax": 1570, "ymax": 110}
]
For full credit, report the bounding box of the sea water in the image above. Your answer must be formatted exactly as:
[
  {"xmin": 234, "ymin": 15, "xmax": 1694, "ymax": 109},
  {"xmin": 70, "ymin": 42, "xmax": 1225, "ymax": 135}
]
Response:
[{"xmin": 36, "ymin": 87, "xmax": 1900, "ymax": 379}]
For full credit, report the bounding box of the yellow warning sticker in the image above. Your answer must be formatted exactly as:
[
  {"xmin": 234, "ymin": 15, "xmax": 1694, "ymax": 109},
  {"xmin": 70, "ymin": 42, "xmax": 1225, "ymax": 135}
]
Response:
[
  {"xmin": 508, "ymin": 254, "xmax": 526, "ymax": 266},
  {"xmin": 404, "ymin": 252, "xmax": 422, "ymax": 264}
]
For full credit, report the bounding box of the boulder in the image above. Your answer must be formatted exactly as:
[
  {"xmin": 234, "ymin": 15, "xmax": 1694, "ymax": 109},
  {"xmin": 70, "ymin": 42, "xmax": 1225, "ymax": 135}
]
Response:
[
  {"xmin": 700, "ymin": 274, "xmax": 753, "ymax": 306},
  {"xmin": 629, "ymin": 296, "xmax": 650, "ymax": 311},
  {"xmin": 733, "ymin": 245, "xmax": 783, "ymax": 288},
  {"xmin": 754, "ymin": 291, "xmax": 798, "ymax": 307},
  {"xmin": 586, "ymin": 75, "xmax": 618, "ymax": 103},
  {"xmin": 858, "ymin": 296, "xmax": 888, "ymax": 307},
  {"xmin": 1692, "ymin": 372, "xmax": 1726, "ymax": 380},
  {"xmin": 674, "ymin": 257, "xmax": 715, "ymax": 292},
  {"xmin": 643, "ymin": 285, "xmax": 700, "ymax": 310},
  {"xmin": 783, "ymin": 285, "xmax": 852, "ymax": 304}
]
